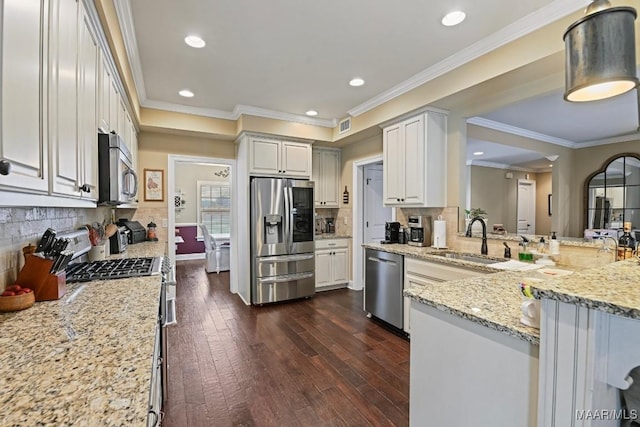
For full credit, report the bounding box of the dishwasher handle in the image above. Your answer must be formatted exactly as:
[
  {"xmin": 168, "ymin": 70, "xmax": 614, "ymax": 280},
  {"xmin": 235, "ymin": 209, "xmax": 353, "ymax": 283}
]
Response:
[{"xmin": 367, "ymin": 256, "xmax": 398, "ymax": 266}]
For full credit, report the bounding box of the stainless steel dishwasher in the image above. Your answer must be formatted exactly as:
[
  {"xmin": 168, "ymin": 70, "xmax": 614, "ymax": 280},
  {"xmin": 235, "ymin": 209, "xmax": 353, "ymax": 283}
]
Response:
[{"xmin": 365, "ymin": 248, "xmax": 404, "ymax": 329}]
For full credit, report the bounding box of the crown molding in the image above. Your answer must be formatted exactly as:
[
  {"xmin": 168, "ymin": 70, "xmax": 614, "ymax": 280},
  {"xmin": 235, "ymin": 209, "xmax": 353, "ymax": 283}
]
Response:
[
  {"xmin": 113, "ymin": 0, "xmax": 147, "ymax": 103},
  {"xmin": 575, "ymin": 132, "xmax": 640, "ymax": 148},
  {"xmin": 141, "ymin": 100, "xmax": 338, "ymax": 128},
  {"xmin": 467, "ymin": 117, "xmax": 577, "ymax": 148},
  {"xmin": 467, "ymin": 159, "xmax": 538, "ymax": 173},
  {"xmin": 232, "ymin": 105, "xmax": 337, "ymax": 128},
  {"xmin": 347, "ymin": 0, "xmax": 590, "ymax": 118},
  {"xmin": 142, "ymin": 100, "xmax": 237, "ymax": 120}
]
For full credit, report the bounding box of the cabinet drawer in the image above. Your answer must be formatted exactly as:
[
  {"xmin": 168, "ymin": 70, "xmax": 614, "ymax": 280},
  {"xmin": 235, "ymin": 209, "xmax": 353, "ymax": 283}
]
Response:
[
  {"xmin": 315, "ymin": 239, "xmax": 349, "ymax": 250},
  {"xmin": 405, "ymin": 257, "xmax": 487, "ymax": 282}
]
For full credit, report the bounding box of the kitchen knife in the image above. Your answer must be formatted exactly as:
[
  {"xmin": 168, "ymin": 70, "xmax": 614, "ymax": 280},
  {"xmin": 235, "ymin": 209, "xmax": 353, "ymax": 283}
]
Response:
[
  {"xmin": 49, "ymin": 238, "xmax": 68, "ymax": 258},
  {"xmin": 50, "ymin": 253, "xmax": 63, "ymax": 274},
  {"xmin": 56, "ymin": 251, "xmax": 74, "ymax": 274},
  {"xmin": 35, "ymin": 228, "xmax": 56, "ymax": 253}
]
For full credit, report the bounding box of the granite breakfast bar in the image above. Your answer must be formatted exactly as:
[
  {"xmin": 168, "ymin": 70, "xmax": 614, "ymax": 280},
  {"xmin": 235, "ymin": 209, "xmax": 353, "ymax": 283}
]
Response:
[
  {"xmin": 0, "ymin": 242, "xmax": 165, "ymax": 426},
  {"xmin": 366, "ymin": 242, "xmax": 640, "ymax": 427}
]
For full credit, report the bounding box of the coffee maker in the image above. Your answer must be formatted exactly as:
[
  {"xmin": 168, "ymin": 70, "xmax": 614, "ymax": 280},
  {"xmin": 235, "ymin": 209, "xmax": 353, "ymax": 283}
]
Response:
[
  {"xmin": 383, "ymin": 222, "xmax": 401, "ymax": 243},
  {"xmin": 407, "ymin": 215, "xmax": 431, "ymax": 247}
]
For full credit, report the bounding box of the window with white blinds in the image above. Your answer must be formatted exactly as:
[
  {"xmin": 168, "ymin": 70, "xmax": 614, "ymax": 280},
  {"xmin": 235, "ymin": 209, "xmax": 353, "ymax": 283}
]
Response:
[{"xmin": 197, "ymin": 180, "xmax": 231, "ymax": 235}]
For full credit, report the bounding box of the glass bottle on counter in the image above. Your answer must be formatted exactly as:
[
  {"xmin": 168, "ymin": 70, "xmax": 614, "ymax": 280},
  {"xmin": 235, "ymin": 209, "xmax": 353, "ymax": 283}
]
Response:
[{"xmin": 618, "ymin": 222, "xmax": 635, "ymax": 259}]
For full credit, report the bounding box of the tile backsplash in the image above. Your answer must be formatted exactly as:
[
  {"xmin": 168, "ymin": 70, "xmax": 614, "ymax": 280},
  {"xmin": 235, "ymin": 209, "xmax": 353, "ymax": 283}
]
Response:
[{"xmin": 0, "ymin": 207, "xmax": 111, "ymax": 290}]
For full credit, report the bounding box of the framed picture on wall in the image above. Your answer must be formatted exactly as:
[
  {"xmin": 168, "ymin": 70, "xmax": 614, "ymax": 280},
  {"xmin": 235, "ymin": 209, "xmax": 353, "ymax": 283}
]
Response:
[{"xmin": 144, "ymin": 169, "xmax": 164, "ymax": 201}]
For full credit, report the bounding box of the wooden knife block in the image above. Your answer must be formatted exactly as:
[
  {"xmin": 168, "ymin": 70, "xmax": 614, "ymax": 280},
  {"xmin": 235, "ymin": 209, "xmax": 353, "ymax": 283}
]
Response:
[{"xmin": 15, "ymin": 255, "xmax": 66, "ymax": 302}]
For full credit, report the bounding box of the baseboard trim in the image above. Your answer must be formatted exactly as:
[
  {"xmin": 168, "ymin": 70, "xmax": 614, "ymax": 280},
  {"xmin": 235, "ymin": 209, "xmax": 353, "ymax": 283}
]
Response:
[{"xmin": 175, "ymin": 253, "xmax": 206, "ymax": 261}]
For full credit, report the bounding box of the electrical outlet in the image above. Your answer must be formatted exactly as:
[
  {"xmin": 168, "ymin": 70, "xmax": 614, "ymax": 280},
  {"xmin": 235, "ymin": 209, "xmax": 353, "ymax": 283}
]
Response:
[
  {"xmin": 343, "ymin": 217, "xmax": 348, "ymax": 225},
  {"xmin": 162, "ymin": 218, "xmax": 168, "ymax": 228}
]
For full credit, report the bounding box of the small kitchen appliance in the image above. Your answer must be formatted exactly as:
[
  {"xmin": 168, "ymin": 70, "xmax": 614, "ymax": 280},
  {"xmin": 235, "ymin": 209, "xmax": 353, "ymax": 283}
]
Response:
[
  {"xmin": 325, "ymin": 218, "xmax": 335, "ymax": 234},
  {"xmin": 109, "ymin": 226, "xmax": 129, "ymax": 254},
  {"xmin": 407, "ymin": 215, "xmax": 431, "ymax": 247},
  {"xmin": 383, "ymin": 222, "xmax": 401, "ymax": 243},
  {"xmin": 116, "ymin": 219, "xmax": 147, "ymax": 244}
]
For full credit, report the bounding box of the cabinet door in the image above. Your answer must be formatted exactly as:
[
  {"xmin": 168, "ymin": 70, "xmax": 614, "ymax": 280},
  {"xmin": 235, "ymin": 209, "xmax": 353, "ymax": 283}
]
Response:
[
  {"xmin": 98, "ymin": 52, "xmax": 111, "ymax": 132},
  {"xmin": 315, "ymin": 250, "xmax": 333, "ymax": 288},
  {"xmin": 321, "ymin": 150, "xmax": 340, "ymax": 207},
  {"xmin": 383, "ymin": 123, "xmax": 404, "ymax": 204},
  {"xmin": 50, "ymin": 0, "xmax": 81, "ymax": 196},
  {"xmin": 250, "ymin": 138, "xmax": 281, "ymax": 175},
  {"xmin": 331, "ymin": 248, "xmax": 349, "ymax": 284},
  {"xmin": 312, "ymin": 150, "xmax": 322, "ymax": 205},
  {"xmin": 109, "ymin": 79, "xmax": 119, "ymax": 134},
  {"xmin": 402, "ymin": 115, "xmax": 425, "ymax": 205},
  {"xmin": 281, "ymin": 141, "xmax": 311, "ymax": 178},
  {"xmin": 78, "ymin": 8, "xmax": 98, "ymax": 198},
  {"xmin": 0, "ymin": 0, "xmax": 49, "ymax": 192}
]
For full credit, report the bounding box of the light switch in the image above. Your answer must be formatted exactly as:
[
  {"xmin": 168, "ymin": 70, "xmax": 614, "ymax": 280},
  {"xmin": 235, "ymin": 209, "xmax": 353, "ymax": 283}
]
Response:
[{"xmin": 162, "ymin": 218, "xmax": 168, "ymax": 228}]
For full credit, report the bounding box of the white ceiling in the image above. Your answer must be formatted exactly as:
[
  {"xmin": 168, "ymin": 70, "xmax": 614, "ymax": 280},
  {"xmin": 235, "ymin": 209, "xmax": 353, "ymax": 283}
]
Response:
[{"xmin": 118, "ymin": 0, "xmax": 638, "ymax": 168}]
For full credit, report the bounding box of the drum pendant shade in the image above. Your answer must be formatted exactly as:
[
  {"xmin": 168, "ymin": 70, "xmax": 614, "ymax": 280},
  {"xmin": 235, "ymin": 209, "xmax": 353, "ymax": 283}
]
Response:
[{"xmin": 564, "ymin": 6, "xmax": 638, "ymax": 102}]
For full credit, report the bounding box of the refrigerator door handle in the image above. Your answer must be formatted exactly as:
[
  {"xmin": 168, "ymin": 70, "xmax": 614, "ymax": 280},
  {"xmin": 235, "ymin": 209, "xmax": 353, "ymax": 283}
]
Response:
[
  {"xmin": 259, "ymin": 254, "xmax": 315, "ymax": 262},
  {"xmin": 286, "ymin": 184, "xmax": 294, "ymax": 253},
  {"xmin": 257, "ymin": 272, "xmax": 314, "ymax": 283},
  {"xmin": 283, "ymin": 182, "xmax": 291, "ymax": 252}
]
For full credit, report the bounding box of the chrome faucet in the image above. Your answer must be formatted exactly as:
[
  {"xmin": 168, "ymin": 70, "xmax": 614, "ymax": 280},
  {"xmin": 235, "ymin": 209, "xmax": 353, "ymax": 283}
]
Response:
[
  {"xmin": 598, "ymin": 236, "xmax": 618, "ymax": 261},
  {"xmin": 465, "ymin": 216, "xmax": 488, "ymax": 255}
]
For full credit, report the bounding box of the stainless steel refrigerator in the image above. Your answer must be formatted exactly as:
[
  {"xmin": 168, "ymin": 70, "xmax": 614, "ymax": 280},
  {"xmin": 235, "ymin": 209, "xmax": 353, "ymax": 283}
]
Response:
[{"xmin": 251, "ymin": 177, "xmax": 315, "ymax": 304}]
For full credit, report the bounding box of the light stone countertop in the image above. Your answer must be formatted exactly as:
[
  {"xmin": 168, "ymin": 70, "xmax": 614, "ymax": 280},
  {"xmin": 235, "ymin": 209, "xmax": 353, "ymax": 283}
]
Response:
[
  {"xmin": 530, "ymin": 258, "xmax": 640, "ymax": 319},
  {"xmin": 0, "ymin": 241, "xmax": 165, "ymax": 426},
  {"xmin": 315, "ymin": 233, "xmax": 351, "ymax": 240},
  {"xmin": 364, "ymin": 243, "xmax": 640, "ymax": 344}
]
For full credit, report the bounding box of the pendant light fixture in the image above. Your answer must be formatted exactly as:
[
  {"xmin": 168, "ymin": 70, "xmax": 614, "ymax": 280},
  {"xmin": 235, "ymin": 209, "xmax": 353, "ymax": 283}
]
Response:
[{"xmin": 564, "ymin": 0, "xmax": 638, "ymax": 102}]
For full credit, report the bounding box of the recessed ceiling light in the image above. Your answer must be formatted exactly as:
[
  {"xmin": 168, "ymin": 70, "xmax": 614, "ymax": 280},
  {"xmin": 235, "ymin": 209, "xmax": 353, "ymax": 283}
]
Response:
[
  {"xmin": 349, "ymin": 78, "xmax": 365, "ymax": 87},
  {"xmin": 306, "ymin": 110, "xmax": 318, "ymax": 116},
  {"xmin": 179, "ymin": 89, "xmax": 194, "ymax": 98},
  {"xmin": 473, "ymin": 151, "xmax": 484, "ymax": 156},
  {"xmin": 184, "ymin": 35, "xmax": 205, "ymax": 48},
  {"xmin": 442, "ymin": 11, "xmax": 466, "ymax": 26},
  {"xmin": 549, "ymin": 164, "xmax": 553, "ymax": 167}
]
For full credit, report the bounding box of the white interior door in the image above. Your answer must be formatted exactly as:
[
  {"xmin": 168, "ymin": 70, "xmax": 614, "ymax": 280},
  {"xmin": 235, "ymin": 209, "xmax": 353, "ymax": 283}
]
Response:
[
  {"xmin": 517, "ymin": 179, "xmax": 536, "ymax": 234},
  {"xmin": 364, "ymin": 164, "xmax": 392, "ymax": 243}
]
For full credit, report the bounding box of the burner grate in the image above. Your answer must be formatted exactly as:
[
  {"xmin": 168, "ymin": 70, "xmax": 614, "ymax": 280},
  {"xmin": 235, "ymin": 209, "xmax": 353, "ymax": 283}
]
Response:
[{"xmin": 65, "ymin": 257, "xmax": 162, "ymax": 283}]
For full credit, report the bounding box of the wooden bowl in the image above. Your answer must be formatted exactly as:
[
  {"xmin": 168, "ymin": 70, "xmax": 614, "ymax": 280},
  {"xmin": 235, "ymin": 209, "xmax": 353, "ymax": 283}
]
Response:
[{"xmin": 0, "ymin": 291, "xmax": 35, "ymax": 312}]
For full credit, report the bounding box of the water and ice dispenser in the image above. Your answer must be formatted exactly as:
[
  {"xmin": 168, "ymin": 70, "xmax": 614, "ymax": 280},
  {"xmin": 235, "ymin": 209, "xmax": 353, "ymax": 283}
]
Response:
[{"xmin": 264, "ymin": 214, "xmax": 283, "ymax": 244}]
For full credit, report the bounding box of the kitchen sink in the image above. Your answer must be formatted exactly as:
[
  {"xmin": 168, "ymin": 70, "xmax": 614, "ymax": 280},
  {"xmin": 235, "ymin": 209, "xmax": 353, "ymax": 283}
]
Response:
[{"xmin": 430, "ymin": 252, "xmax": 504, "ymax": 265}]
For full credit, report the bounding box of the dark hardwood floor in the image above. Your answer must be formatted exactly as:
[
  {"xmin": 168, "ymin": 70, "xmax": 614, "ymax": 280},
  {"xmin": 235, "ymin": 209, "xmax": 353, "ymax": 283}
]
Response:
[{"xmin": 163, "ymin": 260, "xmax": 409, "ymax": 427}]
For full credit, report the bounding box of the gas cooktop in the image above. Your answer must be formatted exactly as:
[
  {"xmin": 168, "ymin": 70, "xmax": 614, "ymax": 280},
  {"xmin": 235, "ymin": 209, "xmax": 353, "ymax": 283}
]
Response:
[{"xmin": 65, "ymin": 257, "xmax": 163, "ymax": 283}]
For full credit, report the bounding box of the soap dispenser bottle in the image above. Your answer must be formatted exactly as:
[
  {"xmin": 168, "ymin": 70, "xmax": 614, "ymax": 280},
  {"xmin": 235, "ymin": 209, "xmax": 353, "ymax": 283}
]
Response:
[{"xmin": 549, "ymin": 232, "xmax": 560, "ymax": 255}]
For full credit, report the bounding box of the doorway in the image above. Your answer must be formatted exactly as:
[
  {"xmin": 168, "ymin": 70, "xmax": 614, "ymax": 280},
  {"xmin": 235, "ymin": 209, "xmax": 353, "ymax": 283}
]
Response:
[
  {"xmin": 363, "ymin": 162, "xmax": 392, "ymax": 243},
  {"xmin": 168, "ymin": 155, "xmax": 237, "ymax": 294},
  {"xmin": 517, "ymin": 179, "xmax": 536, "ymax": 235},
  {"xmin": 352, "ymin": 156, "xmax": 393, "ymax": 291}
]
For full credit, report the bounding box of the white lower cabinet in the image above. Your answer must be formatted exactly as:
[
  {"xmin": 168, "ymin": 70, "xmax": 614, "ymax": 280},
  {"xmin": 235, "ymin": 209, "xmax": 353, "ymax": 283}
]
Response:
[
  {"xmin": 315, "ymin": 239, "xmax": 349, "ymax": 290},
  {"xmin": 403, "ymin": 258, "xmax": 487, "ymax": 334}
]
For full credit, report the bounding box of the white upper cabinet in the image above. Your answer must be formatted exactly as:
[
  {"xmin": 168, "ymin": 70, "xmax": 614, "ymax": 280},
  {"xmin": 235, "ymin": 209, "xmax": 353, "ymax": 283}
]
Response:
[
  {"xmin": 249, "ymin": 136, "xmax": 311, "ymax": 178},
  {"xmin": 78, "ymin": 5, "xmax": 98, "ymax": 199},
  {"xmin": 49, "ymin": 0, "xmax": 81, "ymax": 197},
  {"xmin": 0, "ymin": 0, "xmax": 49, "ymax": 193},
  {"xmin": 383, "ymin": 110, "xmax": 447, "ymax": 207},
  {"xmin": 312, "ymin": 148, "xmax": 340, "ymax": 207},
  {"xmin": 98, "ymin": 51, "xmax": 112, "ymax": 133}
]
